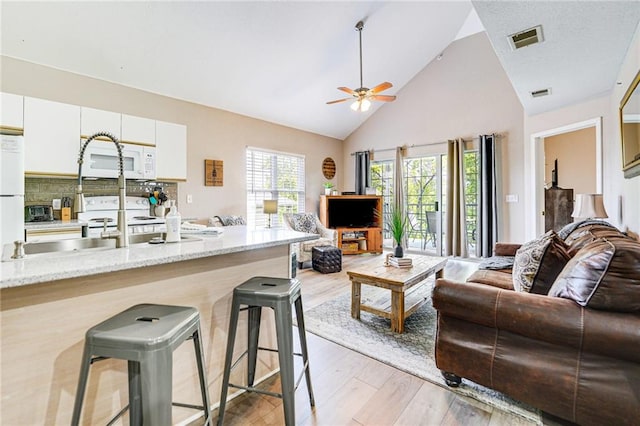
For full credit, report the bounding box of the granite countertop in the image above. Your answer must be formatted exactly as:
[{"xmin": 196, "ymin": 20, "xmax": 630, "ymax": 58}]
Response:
[
  {"xmin": 24, "ymin": 220, "xmax": 88, "ymax": 230},
  {"xmin": 1, "ymin": 226, "xmax": 316, "ymax": 289}
]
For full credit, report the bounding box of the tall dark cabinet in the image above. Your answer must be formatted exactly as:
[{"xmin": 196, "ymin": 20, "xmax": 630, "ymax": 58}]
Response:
[{"xmin": 545, "ymin": 187, "xmax": 574, "ymax": 232}]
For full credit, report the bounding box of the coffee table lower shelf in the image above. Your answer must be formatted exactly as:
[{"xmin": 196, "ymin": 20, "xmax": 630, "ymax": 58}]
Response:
[{"xmin": 355, "ymin": 284, "xmax": 430, "ymax": 322}]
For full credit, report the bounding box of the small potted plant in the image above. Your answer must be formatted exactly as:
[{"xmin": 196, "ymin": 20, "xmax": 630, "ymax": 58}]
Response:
[
  {"xmin": 323, "ymin": 182, "xmax": 334, "ymax": 195},
  {"xmin": 387, "ymin": 205, "xmax": 408, "ymax": 258}
]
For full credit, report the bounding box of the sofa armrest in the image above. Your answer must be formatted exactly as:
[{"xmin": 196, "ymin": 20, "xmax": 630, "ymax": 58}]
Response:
[
  {"xmin": 493, "ymin": 242, "xmax": 522, "ymax": 256},
  {"xmin": 433, "ymin": 279, "xmax": 640, "ymax": 363},
  {"xmin": 316, "ymin": 221, "xmax": 338, "ymax": 245}
]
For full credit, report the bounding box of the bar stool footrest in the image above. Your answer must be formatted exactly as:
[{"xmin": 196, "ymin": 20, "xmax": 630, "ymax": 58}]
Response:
[
  {"xmin": 172, "ymin": 401, "xmax": 208, "ymax": 411},
  {"xmin": 229, "ymin": 383, "xmax": 283, "ymax": 399}
]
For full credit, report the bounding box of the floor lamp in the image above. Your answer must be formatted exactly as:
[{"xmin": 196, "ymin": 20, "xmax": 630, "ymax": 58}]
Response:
[{"xmin": 263, "ymin": 200, "xmax": 278, "ymax": 228}]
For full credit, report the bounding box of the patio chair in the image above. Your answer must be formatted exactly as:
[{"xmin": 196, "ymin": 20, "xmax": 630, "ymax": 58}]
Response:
[{"xmin": 425, "ymin": 210, "xmax": 437, "ymax": 248}]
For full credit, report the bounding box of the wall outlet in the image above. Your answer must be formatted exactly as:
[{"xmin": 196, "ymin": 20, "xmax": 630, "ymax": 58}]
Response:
[
  {"xmin": 52, "ymin": 199, "xmax": 62, "ymax": 209},
  {"xmin": 505, "ymin": 194, "xmax": 518, "ymax": 203},
  {"xmin": 186, "ymin": 194, "xmax": 193, "ymax": 204}
]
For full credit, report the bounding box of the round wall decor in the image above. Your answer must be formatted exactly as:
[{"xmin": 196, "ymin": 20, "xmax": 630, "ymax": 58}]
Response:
[{"xmin": 322, "ymin": 157, "xmax": 336, "ymax": 180}]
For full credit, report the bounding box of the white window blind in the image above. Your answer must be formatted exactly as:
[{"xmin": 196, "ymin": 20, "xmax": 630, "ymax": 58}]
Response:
[{"xmin": 246, "ymin": 147, "xmax": 305, "ymax": 228}]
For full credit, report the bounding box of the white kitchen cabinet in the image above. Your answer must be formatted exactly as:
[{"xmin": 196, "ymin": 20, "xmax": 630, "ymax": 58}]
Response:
[
  {"xmin": 0, "ymin": 92, "xmax": 24, "ymax": 130},
  {"xmin": 81, "ymin": 107, "xmax": 121, "ymax": 140},
  {"xmin": 24, "ymin": 97, "xmax": 81, "ymax": 176},
  {"xmin": 122, "ymin": 114, "xmax": 155, "ymax": 146},
  {"xmin": 155, "ymin": 120, "xmax": 187, "ymax": 181}
]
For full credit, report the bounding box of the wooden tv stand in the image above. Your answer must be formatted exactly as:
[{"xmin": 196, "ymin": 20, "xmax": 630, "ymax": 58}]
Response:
[
  {"xmin": 336, "ymin": 227, "xmax": 383, "ymax": 255},
  {"xmin": 319, "ymin": 195, "xmax": 383, "ymax": 255}
]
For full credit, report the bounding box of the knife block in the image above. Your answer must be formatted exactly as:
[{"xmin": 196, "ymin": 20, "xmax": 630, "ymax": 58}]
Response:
[{"xmin": 61, "ymin": 207, "xmax": 71, "ymax": 222}]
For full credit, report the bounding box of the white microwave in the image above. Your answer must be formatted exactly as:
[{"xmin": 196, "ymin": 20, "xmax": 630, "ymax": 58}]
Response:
[{"xmin": 83, "ymin": 140, "xmax": 156, "ymax": 180}]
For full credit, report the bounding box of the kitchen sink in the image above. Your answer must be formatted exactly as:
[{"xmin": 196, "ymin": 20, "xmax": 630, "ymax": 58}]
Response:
[
  {"xmin": 128, "ymin": 233, "xmax": 201, "ymax": 244},
  {"xmin": 18, "ymin": 233, "xmax": 200, "ymax": 257},
  {"xmin": 22, "ymin": 237, "xmax": 115, "ymax": 255}
]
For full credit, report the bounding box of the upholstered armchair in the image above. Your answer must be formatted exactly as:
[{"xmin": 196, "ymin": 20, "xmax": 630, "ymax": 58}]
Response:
[{"xmin": 283, "ymin": 213, "xmax": 337, "ymax": 268}]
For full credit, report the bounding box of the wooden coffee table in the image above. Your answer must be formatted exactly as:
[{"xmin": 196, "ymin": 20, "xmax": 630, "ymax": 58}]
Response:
[{"xmin": 348, "ymin": 254, "xmax": 448, "ymax": 333}]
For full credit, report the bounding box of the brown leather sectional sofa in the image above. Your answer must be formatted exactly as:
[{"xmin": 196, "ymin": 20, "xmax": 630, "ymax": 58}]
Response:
[{"xmin": 432, "ymin": 223, "xmax": 640, "ymax": 425}]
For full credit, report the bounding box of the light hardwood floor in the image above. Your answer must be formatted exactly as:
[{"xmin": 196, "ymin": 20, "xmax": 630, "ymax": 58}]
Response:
[{"xmin": 205, "ymin": 253, "xmax": 567, "ymax": 426}]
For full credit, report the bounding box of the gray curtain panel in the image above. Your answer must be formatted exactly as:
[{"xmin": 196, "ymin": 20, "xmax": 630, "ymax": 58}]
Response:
[
  {"xmin": 354, "ymin": 151, "xmax": 370, "ymax": 195},
  {"xmin": 446, "ymin": 139, "xmax": 468, "ymax": 257},
  {"xmin": 478, "ymin": 134, "xmax": 498, "ymax": 257}
]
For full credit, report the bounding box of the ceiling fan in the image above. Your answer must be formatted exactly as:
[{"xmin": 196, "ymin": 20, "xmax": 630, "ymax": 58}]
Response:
[{"xmin": 327, "ymin": 20, "xmax": 396, "ymax": 112}]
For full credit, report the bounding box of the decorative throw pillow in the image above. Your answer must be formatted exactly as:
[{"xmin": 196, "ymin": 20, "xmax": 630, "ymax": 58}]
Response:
[
  {"xmin": 215, "ymin": 215, "xmax": 246, "ymax": 226},
  {"xmin": 512, "ymin": 230, "xmax": 571, "ymax": 294},
  {"xmin": 227, "ymin": 215, "xmax": 246, "ymax": 225},
  {"xmin": 291, "ymin": 213, "xmax": 318, "ymax": 234},
  {"xmin": 549, "ymin": 238, "xmax": 640, "ymax": 312}
]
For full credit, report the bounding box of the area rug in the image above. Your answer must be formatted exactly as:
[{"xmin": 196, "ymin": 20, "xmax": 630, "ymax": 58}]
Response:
[{"xmin": 303, "ymin": 280, "xmax": 542, "ymax": 424}]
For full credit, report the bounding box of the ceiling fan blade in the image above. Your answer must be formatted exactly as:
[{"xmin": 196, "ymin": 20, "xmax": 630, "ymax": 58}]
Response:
[
  {"xmin": 369, "ymin": 82, "xmax": 393, "ymax": 94},
  {"xmin": 326, "ymin": 98, "xmax": 352, "ymax": 105},
  {"xmin": 337, "ymin": 87, "xmax": 356, "ymax": 95},
  {"xmin": 369, "ymin": 95, "xmax": 396, "ymax": 102}
]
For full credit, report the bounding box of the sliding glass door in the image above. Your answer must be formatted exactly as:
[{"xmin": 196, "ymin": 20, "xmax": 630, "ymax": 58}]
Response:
[
  {"xmin": 371, "ymin": 156, "xmax": 445, "ymax": 255},
  {"xmin": 372, "ymin": 150, "xmax": 478, "ymax": 257},
  {"xmin": 405, "ymin": 155, "xmax": 444, "ymax": 255}
]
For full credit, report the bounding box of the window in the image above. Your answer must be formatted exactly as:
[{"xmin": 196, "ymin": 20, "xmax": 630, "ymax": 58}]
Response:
[
  {"xmin": 246, "ymin": 147, "xmax": 305, "ymax": 228},
  {"xmin": 371, "ymin": 160, "xmax": 394, "ymax": 238},
  {"xmin": 464, "ymin": 151, "xmax": 479, "ymax": 255}
]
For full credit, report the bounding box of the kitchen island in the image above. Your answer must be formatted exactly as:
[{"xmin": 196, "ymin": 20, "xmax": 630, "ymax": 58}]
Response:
[{"xmin": 0, "ymin": 226, "xmax": 316, "ymax": 425}]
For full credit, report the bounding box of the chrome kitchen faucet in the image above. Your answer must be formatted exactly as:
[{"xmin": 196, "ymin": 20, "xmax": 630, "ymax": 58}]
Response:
[{"xmin": 75, "ymin": 132, "xmax": 129, "ymax": 248}]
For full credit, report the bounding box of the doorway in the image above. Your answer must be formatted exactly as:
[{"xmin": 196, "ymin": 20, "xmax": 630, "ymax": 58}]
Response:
[{"xmin": 527, "ymin": 117, "xmax": 603, "ymax": 239}]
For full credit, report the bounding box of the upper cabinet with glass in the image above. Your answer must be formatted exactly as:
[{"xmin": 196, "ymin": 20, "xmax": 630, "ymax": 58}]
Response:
[{"xmin": 620, "ymin": 70, "xmax": 640, "ymax": 178}]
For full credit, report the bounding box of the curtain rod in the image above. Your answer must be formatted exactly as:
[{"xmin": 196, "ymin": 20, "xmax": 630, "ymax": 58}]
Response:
[{"xmin": 350, "ymin": 134, "xmax": 502, "ymax": 156}]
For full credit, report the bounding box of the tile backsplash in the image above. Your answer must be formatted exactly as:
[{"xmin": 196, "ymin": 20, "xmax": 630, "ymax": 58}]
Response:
[{"xmin": 25, "ymin": 177, "xmax": 177, "ymax": 218}]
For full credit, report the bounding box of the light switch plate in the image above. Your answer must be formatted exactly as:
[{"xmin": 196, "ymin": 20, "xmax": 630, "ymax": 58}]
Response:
[
  {"xmin": 52, "ymin": 199, "xmax": 62, "ymax": 209},
  {"xmin": 505, "ymin": 194, "xmax": 518, "ymax": 203}
]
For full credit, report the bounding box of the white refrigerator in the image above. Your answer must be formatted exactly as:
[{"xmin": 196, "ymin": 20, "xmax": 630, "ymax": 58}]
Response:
[{"xmin": 1, "ymin": 134, "xmax": 25, "ymax": 250}]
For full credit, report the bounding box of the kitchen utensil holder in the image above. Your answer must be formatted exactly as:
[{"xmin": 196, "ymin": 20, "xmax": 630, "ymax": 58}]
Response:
[{"xmin": 154, "ymin": 205, "xmax": 167, "ymax": 218}]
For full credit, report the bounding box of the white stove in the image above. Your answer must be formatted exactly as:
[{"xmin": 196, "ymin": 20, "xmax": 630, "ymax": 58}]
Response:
[{"xmin": 78, "ymin": 196, "xmax": 166, "ymax": 237}]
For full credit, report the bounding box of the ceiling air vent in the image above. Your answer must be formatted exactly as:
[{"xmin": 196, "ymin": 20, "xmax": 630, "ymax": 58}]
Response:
[
  {"xmin": 531, "ymin": 88, "xmax": 551, "ymax": 98},
  {"xmin": 508, "ymin": 25, "xmax": 544, "ymax": 50}
]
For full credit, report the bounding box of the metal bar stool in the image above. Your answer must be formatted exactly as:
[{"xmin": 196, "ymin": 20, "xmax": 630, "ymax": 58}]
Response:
[
  {"xmin": 217, "ymin": 277, "xmax": 314, "ymax": 426},
  {"xmin": 71, "ymin": 303, "xmax": 212, "ymax": 426}
]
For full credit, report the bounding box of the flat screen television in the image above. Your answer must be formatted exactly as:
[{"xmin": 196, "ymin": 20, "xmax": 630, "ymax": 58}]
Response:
[{"xmin": 327, "ymin": 198, "xmax": 379, "ymax": 228}]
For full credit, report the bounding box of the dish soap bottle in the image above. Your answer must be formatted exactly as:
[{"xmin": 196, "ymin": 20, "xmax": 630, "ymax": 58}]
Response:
[{"xmin": 165, "ymin": 200, "xmax": 181, "ymax": 243}]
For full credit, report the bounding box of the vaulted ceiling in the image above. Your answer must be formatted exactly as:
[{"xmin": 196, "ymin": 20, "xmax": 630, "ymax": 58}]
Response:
[{"xmin": 1, "ymin": 1, "xmax": 639, "ymax": 140}]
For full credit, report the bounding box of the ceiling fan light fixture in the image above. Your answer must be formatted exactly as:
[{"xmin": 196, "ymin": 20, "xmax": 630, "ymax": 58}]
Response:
[
  {"xmin": 327, "ymin": 20, "xmax": 396, "ymax": 110},
  {"xmin": 350, "ymin": 98, "xmax": 371, "ymax": 112}
]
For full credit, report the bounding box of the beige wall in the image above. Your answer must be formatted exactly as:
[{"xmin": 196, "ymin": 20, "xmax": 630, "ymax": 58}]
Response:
[
  {"xmin": 613, "ymin": 20, "xmax": 640, "ymax": 233},
  {"xmin": 0, "ymin": 56, "xmax": 343, "ymax": 220},
  {"xmin": 525, "ymin": 22, "xmax": 640, "ymax": 235},
  {"xmin": 342, "ymin": 32, "xmax": 525, "ymax": 242},
  {"xmin": 544, "ymin": 127, "xmax": 596, "ymax": 195}
]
